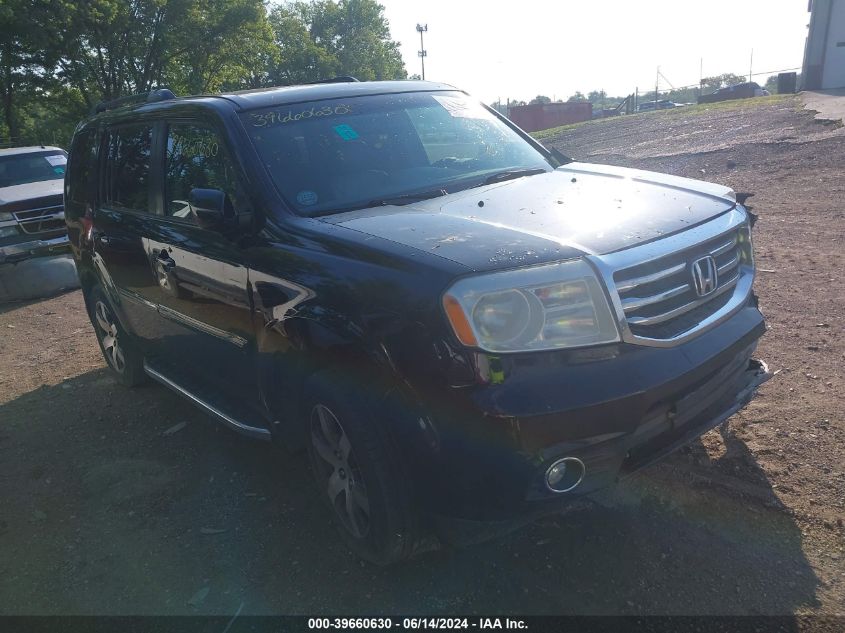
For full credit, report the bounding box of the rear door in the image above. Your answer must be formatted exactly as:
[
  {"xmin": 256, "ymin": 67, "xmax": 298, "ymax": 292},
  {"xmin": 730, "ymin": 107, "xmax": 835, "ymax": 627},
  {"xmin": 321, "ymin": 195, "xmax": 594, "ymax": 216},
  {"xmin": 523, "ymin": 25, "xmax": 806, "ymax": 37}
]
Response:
[{"xmin": 93, "ymin": 123, "xmax": 164, "ymax": 343}]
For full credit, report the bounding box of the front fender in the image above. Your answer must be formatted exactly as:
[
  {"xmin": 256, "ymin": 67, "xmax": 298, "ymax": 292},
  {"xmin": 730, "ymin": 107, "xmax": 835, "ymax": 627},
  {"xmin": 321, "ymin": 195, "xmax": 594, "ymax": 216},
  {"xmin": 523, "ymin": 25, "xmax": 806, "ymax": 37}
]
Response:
[{"xmin": 252, "ymin": 276, "xmax": 418, "ymax": 449}]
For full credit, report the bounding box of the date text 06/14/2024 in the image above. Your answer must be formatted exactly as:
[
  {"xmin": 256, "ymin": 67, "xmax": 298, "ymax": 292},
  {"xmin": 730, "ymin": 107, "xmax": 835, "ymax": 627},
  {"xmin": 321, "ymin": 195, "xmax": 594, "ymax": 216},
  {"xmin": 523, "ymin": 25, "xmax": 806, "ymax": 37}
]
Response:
[{"xmin": 307, "ymin": 618, "xmax": 528, "ymax": 630}]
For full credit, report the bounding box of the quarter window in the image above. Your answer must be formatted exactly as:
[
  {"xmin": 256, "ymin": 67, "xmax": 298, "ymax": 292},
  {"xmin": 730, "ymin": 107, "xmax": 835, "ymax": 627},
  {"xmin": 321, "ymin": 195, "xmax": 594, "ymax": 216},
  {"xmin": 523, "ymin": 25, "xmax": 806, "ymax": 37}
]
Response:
[
  {"xmin": 104, "ymin": 125, "xmax": 153, "ymax": 212},
  {"xmin": 164, "ymin": 124, "xmax": 241, "ymax": 223},
  {"xmin": 67, "ymin": 130, "xmax": 97, "ymax": 210}
]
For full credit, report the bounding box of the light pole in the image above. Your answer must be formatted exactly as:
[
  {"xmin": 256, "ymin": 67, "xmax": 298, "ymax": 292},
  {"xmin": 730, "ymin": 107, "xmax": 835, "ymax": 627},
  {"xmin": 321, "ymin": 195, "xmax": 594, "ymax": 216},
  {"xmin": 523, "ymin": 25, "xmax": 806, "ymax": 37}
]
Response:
[{"xmin": 416, "ymin": 23, "xmax": 428, "ymax": 80}]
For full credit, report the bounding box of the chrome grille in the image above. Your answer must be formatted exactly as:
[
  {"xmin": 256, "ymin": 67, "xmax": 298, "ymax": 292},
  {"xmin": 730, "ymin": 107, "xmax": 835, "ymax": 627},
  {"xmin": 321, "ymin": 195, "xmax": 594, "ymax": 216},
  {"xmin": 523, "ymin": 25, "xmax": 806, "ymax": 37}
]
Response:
[
  {"xmin": 612, "ymin": 226, "xmax": 753, "ymax": 341},
  {"xmin": 13, "ymin": 204, "xmax": 65, "ymax": 235}
]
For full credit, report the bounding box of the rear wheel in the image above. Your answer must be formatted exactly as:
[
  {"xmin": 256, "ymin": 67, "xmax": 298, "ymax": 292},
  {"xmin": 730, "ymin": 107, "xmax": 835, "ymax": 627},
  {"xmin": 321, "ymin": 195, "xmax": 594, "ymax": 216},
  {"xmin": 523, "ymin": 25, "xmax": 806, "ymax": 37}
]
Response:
[
  {"xmin": 305, "ymin": 371, "xmax": 421, "ymax": 565},
  {"xmin": 89, "ymin": 286, "xmax": 145, "ymax": 387}
]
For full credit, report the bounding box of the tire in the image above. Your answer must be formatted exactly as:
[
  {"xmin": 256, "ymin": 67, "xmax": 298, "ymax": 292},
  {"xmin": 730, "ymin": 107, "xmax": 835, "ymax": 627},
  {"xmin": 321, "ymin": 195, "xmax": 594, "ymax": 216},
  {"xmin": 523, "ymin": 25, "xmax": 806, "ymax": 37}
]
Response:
[
  {"xmin": 304, "ymin": 370, "xmax": 421, "ymax": 565},
  {"xmin": 88, "ymin": 285, "xmax": 146, "ymax": 387}
]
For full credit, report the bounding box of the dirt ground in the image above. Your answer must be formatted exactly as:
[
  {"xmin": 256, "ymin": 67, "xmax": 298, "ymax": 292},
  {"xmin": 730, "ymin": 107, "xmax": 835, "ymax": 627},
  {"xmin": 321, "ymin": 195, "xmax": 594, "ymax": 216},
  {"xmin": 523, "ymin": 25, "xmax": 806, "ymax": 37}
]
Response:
[{"xmin": 0, "ymin": 95, "xmax": 842, "ymax": 617}]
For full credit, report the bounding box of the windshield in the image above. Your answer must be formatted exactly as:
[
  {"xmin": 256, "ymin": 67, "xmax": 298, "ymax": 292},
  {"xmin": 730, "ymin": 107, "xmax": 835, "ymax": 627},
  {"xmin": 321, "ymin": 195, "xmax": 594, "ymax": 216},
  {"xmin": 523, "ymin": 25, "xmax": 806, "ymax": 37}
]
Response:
[
  {"xmin": 241, "ymin": 91, "xmax": 552, "ymax": 216},
  {"xmin": 0, "ymin": 151, "xmax": 67, "ymax": 188}
]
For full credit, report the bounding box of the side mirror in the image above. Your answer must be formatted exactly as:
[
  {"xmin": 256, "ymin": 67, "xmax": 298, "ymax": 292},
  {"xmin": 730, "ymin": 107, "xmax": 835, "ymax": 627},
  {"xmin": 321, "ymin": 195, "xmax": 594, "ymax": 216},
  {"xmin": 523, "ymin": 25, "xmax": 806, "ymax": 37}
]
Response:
[{"xmin": 189, "ymin": 188, "xmax": 232, "ymax": 230}]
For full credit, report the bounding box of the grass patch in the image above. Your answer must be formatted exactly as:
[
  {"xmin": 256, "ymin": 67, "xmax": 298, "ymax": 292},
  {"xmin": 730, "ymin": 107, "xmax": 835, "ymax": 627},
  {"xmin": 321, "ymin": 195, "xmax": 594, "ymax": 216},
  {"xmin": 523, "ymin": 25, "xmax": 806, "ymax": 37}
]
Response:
[
  {"xmin": 659, "ymin": 93, "xmax": 794, "ymax": 118},
  {"xmin": 531, "ymin": 117, "xmax": 610, "ymax": 140}
]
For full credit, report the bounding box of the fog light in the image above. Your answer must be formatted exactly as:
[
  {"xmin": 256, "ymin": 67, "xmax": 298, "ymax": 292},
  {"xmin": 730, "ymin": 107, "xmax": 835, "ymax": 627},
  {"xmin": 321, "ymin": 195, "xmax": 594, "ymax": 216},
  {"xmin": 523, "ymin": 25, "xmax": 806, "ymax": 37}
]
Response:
[{"xmin": 545, "ymin": 457, "xmax": 585, "ymax": 493}]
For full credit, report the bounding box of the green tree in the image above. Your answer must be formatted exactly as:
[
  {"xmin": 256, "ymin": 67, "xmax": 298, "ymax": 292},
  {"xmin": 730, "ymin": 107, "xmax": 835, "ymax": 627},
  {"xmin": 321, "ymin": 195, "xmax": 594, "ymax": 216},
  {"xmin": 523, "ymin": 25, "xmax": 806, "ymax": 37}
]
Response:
[
  {"xmin": 764, "ymin": 74, "xmax": 779, "ymax": 94},
  {"xmin": 0, "ymin": 0, "xmax": 58, "ymax": 141},
  {"xmin": 567, "ymin": 91, "xmax": 587, "ymax": 102},
  {"xmin": 327, "ymin": 0, "xmax": 405, "ymax": 81},
  {"xmin": 52, "ymin": 0, "xmax": 275, "ymax": 103},
  {"xmin": 700, "ymin": 72, "xmax": 746, "ymax": 95},
  {"xmin": 0, "ymin": 0, "xmax": 406, "ymax": 147},
  {"xmin": 269, "ymin": 0, "xmax": 406, "ymax": 85},
  {"xmin": 268, "ymin": 3, "xmax": 339, "ymax": 84},
  {"xmin": 529, "ymin": 95, "xmax": 551, "ymax": 105},
  {"xmin": 587, "ymin": 89, "xmax": 606, "ymax": 108},
  {"xmin": 169, "ymin": 0, "xmax": 277, "ymax": 93}
]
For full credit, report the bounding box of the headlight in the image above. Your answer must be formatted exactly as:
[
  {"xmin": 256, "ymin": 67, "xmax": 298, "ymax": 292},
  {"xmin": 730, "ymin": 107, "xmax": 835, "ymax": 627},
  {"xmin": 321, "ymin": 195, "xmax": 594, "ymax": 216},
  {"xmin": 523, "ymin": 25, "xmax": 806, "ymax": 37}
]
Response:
[
  {"xmin": 0, "ymin": 211, "xmax": 14, "ymax": 222},
  {"xmin": 443, "ymin": 259, "xmax": 620, "ymax": 352},
  {"xmin": 0, "ymin": 225, "xmax": 19, "ymax": 239}
]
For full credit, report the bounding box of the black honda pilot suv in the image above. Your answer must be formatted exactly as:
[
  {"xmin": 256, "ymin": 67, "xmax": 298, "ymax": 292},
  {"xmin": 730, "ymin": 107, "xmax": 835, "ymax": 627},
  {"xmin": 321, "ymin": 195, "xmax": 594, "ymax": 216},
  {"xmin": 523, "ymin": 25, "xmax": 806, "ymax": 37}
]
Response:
[{"xmin": 65, "ymin": 80, "xmax": 770, "ymax": 564}]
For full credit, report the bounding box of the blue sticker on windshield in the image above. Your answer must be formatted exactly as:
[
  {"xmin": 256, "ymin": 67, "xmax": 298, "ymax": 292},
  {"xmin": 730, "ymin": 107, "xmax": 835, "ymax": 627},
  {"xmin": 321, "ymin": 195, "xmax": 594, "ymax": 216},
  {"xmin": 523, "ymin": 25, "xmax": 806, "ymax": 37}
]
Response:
[
  {"xmin": 333, "ymin": 124, "xmax": 359, "ymax": 141},
  {"xmin": 297, "ymin": 190, "xmax": 318, "ymax": 206}
]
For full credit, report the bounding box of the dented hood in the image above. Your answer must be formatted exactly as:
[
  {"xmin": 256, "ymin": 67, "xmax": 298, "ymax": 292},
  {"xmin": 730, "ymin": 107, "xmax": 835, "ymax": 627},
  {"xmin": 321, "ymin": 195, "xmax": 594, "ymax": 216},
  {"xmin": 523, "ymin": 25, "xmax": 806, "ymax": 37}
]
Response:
[{"xmin": 327, "ymin": 163, "xmax": 737, "ymax": 272}]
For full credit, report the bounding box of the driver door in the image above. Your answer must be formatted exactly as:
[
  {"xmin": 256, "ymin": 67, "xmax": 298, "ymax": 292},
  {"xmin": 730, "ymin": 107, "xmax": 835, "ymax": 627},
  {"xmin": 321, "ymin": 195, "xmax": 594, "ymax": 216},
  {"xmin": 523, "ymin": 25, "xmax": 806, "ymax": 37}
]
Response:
[{"xmin": 143, "ymin": 120, "xmax": 257, "ymax": 402}]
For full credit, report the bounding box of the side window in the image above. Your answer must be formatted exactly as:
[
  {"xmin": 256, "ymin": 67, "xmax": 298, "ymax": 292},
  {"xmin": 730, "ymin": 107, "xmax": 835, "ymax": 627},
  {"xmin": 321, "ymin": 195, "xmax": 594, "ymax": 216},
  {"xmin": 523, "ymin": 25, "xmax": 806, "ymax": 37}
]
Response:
[
  {"xmin": 164, "ymin": 123, "xmax": 242, "ymax": 223},
  {"xmin": 104, "ymin": 125, "xmax": 153, "ymax": 212},
  {"xmin": 66, "ymin": 130, "xmax": 96, "ymax": 213}
]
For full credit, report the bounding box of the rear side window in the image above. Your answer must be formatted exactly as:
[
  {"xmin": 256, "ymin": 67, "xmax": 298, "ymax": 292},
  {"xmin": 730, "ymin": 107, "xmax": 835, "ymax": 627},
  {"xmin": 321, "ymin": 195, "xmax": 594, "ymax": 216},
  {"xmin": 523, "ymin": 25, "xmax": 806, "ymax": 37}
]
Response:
[
  {"xmin": 66, "ymin": 130, "xmax": 97, "ymax": 213},
  {"xmin": 103, "ymin": 125, "xmax": 152, "ymax": 212},
  {"xmin": 164, "ymin": 123, "xmax": 242, "ymax": 223}
]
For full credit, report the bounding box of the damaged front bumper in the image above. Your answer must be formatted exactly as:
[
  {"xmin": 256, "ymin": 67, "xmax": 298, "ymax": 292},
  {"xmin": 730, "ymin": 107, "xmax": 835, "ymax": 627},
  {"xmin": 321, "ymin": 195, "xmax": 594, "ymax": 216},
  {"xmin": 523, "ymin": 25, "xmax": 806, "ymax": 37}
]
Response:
[
  {"xmin": 620, "ymin": 357, "xmax": 770, "ymax": 477},
  {"xmin": 420, "ymin": 304, "xmax": 771, "ymax": 530},
  {"xmin": 527, "ymin": 351, "xmax": 772, "ymax": 502},
  {"xmin": 435, "ymin": 354, "xmax": 772, "ymax": 544}
]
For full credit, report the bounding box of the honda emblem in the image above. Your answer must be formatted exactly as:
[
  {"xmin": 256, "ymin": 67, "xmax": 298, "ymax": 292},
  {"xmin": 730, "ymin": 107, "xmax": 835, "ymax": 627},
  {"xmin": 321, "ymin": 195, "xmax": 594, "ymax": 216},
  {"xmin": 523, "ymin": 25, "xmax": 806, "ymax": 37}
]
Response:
[{"xmin": 691, "ymin": 256, "xmax": 718, "ymax": 297}]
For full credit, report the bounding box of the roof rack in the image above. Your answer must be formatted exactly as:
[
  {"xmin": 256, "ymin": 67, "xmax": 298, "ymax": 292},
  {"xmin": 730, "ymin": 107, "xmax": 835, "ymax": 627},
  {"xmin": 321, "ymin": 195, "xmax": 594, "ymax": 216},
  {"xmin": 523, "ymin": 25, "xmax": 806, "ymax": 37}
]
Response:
[
  {"xmin": 93, "ymin": 88, "xmax": 176, "ymax": 114},
  {"xmin": 307, "ymin": 76, "xmax": 360, "ymax": 85}
]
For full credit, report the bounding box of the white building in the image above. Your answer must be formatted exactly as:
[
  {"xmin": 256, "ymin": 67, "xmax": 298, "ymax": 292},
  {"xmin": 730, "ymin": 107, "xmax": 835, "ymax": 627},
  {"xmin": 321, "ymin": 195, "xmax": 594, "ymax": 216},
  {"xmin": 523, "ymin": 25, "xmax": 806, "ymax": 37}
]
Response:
[{"xmin": 802, "ymin": 0, "xmax": 845, "ymax": 89}]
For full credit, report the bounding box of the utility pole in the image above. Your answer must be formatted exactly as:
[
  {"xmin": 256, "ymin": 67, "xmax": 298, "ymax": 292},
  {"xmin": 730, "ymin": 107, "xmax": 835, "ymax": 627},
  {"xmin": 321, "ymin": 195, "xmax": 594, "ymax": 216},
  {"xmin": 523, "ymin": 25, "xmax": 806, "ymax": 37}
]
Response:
[
  {"xmin": 749, "ymin": 49, "xmax": 753, "ymax": 82},
  {"xmin": 699, "ymin": 57, "xmax": 703, "ymax": 99},
  {"xmin": 416, "ymin": 24, "xmax": 428, "ymax": 80},
  {"xmin": 655, "ymin": 66, "xmax": 659, "ymax": 105}
]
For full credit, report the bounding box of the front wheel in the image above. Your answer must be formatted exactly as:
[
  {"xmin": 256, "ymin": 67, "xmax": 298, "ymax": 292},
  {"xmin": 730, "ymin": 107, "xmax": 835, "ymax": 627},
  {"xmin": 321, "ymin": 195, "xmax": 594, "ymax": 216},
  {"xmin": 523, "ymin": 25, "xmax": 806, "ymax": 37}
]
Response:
[
  {"xmin": 88, "ymin": 286, "xmax": 145, "ymax": 387},
  {"xmin": 305, "ymin": 371, "xmax": 421, "ymax": 565}
]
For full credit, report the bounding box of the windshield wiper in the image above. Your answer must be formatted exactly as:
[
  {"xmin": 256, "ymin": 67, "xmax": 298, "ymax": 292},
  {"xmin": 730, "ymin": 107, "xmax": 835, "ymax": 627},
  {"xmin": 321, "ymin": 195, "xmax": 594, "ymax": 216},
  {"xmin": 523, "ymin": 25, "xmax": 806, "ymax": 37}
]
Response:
[
  {"xmin": 482, "ymin": 168, "xmax": 548, "ymax": 185},
  {"xmin": 368, "ymin": 188, "xmax": 448, "ymax": 207},
  {"xmin": 311, "ymin": 188, "xmax": 448, "ymax": 217}
]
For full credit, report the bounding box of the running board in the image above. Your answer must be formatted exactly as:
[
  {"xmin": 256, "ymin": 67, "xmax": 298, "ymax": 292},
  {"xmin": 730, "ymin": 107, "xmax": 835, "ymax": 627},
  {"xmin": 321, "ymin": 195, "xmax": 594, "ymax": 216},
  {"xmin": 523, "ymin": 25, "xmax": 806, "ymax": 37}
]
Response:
[{"xmin": 143, "ymin": 361, "xmax": 272, "ymax": 441}]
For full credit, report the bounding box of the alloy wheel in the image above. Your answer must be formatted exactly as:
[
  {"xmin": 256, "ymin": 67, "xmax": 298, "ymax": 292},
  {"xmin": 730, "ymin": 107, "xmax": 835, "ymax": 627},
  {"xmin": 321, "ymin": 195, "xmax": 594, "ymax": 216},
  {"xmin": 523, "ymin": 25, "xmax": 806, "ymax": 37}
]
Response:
[
  {"xmin": 94, "ymin": 300, "xmax": 126, "ymax": 374},
  {"xmin": 310, "ymin": 404, "xmax": 371, "ymax": 539}
]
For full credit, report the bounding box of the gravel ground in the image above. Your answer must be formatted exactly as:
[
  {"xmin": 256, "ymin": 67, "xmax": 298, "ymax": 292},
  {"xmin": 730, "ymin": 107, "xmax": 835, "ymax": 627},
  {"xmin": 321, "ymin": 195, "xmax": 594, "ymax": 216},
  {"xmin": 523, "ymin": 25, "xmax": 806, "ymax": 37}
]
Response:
[{"xmin": 0, "ymin": 94, "xmax": 842, "ymax": 617}]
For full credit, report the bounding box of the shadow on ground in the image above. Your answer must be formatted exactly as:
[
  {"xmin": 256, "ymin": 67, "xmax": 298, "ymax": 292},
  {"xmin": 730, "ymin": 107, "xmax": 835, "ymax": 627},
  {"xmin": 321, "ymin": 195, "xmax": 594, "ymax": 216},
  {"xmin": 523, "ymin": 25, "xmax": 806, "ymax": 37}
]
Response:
[{"xmin": 0, "ymin": 368, "xmax": 820, "ymax": 616}]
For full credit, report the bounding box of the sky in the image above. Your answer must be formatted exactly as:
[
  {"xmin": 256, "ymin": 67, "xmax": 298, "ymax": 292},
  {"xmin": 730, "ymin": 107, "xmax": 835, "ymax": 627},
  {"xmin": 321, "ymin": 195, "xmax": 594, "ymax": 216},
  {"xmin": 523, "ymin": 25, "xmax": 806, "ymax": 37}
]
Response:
[{"xmin": 378, "ymin": 0, "xmax": 811, "ymax": 104}]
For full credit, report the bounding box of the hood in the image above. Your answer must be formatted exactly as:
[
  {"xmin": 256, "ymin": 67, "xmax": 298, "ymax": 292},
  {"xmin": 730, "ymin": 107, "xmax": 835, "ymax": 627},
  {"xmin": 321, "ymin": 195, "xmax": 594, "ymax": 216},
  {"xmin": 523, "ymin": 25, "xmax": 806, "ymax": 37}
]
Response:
[
  {"xmin": 327, "ymin": 163, "xmax": 737, "ymax": 272},
  {"xmin": 0, "ymin": 179, "xmax": 63, "ymax": 206}
]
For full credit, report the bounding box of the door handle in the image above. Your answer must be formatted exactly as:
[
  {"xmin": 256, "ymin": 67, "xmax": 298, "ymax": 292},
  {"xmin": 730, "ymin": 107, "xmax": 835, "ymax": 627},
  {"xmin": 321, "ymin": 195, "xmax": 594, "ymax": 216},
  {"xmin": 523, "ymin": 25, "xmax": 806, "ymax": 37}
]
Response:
[
  {"xmin": 157, "ymin": 250, "xmax": 176, "ymax": 271},
  {"xmin": 153, "ymin": 249, "xmax": 182, "ymax": 297},
  {"xmin": 94, "ymin": 232, "xmax": 111, "ymax": 246}
]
